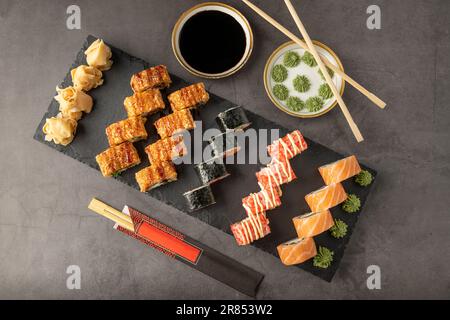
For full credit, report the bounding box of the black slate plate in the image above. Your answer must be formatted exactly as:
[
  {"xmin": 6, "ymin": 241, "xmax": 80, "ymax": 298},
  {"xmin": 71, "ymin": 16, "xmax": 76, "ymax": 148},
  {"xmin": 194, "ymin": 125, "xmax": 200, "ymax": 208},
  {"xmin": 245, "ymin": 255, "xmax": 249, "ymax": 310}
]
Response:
[{"xmin": 34, "ymin": 36, "xmax": 377, "ymax": 282}]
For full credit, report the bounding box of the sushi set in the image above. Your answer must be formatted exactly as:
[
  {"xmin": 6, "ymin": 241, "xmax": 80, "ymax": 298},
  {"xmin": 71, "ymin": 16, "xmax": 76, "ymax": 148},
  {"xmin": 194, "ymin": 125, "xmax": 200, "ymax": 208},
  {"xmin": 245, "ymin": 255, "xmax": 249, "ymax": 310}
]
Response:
[{"xmin": 34, "ymin": 35, "xmax": 377, "ymax": 282}]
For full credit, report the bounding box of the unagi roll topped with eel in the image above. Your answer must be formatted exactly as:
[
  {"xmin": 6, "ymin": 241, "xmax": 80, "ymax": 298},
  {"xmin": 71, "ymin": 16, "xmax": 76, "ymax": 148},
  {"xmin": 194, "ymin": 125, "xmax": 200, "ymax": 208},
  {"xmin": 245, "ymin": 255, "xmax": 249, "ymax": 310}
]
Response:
[
  {"xmin": 105, "ymin": 116, "xmax": 148, "ymax": 146},
  {"xmin": 130, "ymin": 65, "xmax": 172, "ymax": 92},
  {"xmin": 318, "ymin": 155, "xmax": 361, "ymax": 185},
  {"xmin": 168, "ymin": 82, "xmax": 209, "ymax": 112},
  {"xmin": 135, "ymin": 162, "xmax": 178, "ymax": 192},
  {"xmin": 123, "ymin": 89, "xmax": 165, "ymax": 117},
  {"xmin": 145, "ymin": 135, "xmax": 187, "ymax": 164},
  {"xmin": 96, "ymin": 142, "xmax": 141, "ymax": 177},
  {"xmin": 154, "ymin": 109, "xmax": 195, "ymax": 139}
]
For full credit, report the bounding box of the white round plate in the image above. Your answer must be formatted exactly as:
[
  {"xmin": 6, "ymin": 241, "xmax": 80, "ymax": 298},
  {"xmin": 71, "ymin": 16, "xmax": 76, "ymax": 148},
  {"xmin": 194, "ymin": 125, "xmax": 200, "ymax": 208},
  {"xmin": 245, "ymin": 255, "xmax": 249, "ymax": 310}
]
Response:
[{"xmin": 264, "ymin": 41, "xmax": 345, "ymax": 118}]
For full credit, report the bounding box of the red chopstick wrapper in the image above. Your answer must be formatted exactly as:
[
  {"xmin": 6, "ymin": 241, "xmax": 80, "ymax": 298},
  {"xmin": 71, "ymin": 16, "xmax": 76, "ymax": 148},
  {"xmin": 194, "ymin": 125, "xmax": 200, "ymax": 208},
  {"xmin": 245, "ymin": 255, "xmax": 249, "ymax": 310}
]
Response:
[{"xmin": 114, "ymin": 206, "xmax": 264, "ymax": 297}]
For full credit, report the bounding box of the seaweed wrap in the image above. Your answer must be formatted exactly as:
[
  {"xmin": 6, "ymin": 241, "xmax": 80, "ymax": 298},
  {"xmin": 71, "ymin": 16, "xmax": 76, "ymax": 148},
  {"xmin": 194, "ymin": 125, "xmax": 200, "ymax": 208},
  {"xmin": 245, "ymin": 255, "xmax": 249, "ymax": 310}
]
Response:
[
  {"xmin": 194, "ymin": 158, "xmax": 230, "ymax": 185},
  {"xmin": 209, "ymin": 131, "xmax": 241, "ymax": 158},
  {"xmin": 183, "ymin": 185, "xmax": 216, "ymax": 211},
  {"xmin": 216, "ymin": 106, "xmax": 251, "ymax": 132}
]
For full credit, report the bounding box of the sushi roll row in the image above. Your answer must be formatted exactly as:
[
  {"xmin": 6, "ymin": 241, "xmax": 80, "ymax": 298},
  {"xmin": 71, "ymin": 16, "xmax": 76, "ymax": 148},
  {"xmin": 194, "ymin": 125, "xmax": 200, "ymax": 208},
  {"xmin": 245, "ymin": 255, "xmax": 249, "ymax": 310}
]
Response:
[
  {"xmin": 230, "ymin": 130, "xmax": 309, "ymax": 246},
  {"xmin": 135, "ymin": 75, "xmax": 211, "ymax": 192},
  {"xmin": 277, "ymin": 155, "xmax": 363, "ymax": 267},
  {"xmin": 183, "ymin": 157, "xmax": 231, "ymax": 211},
  {"xmin": 183, "ymin": 107, "xmax": 250, "ymax": 211}
]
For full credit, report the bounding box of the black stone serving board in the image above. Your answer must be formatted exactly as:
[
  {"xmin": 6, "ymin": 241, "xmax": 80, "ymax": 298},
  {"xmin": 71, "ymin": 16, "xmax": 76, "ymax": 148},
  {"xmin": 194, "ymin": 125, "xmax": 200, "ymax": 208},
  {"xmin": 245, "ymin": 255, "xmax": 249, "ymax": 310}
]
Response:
[{"xmin": 34, "ymin": 36, "xmax": 377, "ymax": 282}]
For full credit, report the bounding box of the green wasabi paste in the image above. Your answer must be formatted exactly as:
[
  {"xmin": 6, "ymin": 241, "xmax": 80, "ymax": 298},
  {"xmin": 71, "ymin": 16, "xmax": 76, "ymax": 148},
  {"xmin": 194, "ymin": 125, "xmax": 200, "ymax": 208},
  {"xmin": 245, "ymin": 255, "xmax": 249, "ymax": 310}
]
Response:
[
  {"xmin": 302, "ymin": 51, "xmax": 317, "ymax": 67},
  {"xmin": 355, "ymin": 170, "xmax": 373, "ymax": 187},
  {"xmin": 319, "ymin": 66, "xmax": 334, "ymax": 80},
  {"xmin": 293, "ymin": 75, "xmax": 311, "ymax": 93},
  {"xmin": 318, "ymin": 83, "xmax": 333, "ymax": 100},
  {"xmin": 305, "ymin": 96, "xmax": 324, "ymax": 112},
  {"xmin": 286, "ymin": 96, "xmax": 305, "ymax": 111},
  {"xmin": 272, "ymin": 84, "xmax": 289, "ymax": 101},
  {"xmin": 342, "ymin": 194, "xmax": 361, "ymax": 213},
  {"xmin": 330, "ymin": 219, "xmax": 348, "ymax": 239},
  {"xmin": 283, "ymin": 51, "xmax": 301, "ymax": 68},
  {"xmin": 271, "ymin": 64, "xmax": 288, "ymax": 82},
  {"xmin": 313, "ymin": 246, "xmax": 334, "ymax": 269}
]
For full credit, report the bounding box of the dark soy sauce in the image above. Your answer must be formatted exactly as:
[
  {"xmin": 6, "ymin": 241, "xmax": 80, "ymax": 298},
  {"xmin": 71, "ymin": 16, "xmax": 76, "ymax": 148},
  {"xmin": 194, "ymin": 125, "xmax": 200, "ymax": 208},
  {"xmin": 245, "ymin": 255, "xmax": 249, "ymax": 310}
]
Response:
[{"xmin": 179, "ymin": 10, "xmax": 247, "ymax": 74}]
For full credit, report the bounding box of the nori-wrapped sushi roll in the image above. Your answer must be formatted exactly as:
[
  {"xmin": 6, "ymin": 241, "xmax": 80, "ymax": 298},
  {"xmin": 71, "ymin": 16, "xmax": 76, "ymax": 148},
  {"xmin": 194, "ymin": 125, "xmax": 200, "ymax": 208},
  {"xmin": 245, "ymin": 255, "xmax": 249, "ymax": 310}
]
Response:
[
  {"xmin": 209, "ymin": 131, "xmax": 241, "ymax": 158},
  {"xmin": 183, "ymin": 185, "xmax": 216, "ymax": 211},
  {"xmin": 194, "ymin": 158, "xmax": 230, "ymax": 185},
  {"xmin": 216, "ymin": 106, "xmax": 251, "ymax": 132}
]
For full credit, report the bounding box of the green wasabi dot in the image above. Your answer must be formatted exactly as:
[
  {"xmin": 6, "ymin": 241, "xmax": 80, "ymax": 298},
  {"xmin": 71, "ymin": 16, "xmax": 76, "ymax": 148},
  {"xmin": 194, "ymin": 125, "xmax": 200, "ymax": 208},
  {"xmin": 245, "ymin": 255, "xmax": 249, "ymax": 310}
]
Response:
[
  {"xmin": 302, "ymin": 51, "xmax": 317, "ymax": 67},
  {"xmin": 272, "ymin": 84, "xmax": 289, "ymax": 101},
  {"xmin": 305, "ymin": 96, "xmax": 324, "ymax": 112},
  {"xmin": 355, "ymin": 170, "xmax": 373, "ymax": 187},
  {"xmin": 283, "ymin": 51, "xmax": 301, "ymax": 68},
  {"xmin": 286, "ymin": 96, "xmax": 305, "ymax": 111},
  {"xmin": 330, "ymin": 219, "xmax": 348, "ymax": 239},
  {"xmin": 318, "ymin": 83, "xmax": 333, "ymax": 100},
  {"xmin": 313, "ymin": 246, "xmax": 334, "ymax": 269},
  {"xmin": 271, "ymin": 64, "xmax": 288, "ymax": 82},
  {"xmin": 342, "ymin": 194, "xmax": 361, "ymax": 213},
  {"xmin": 293, "ymin": 75, "xmax": 311, "ymax": 93},
  {"xmin": 319, "ymin": 67, "xmax": 334, "ymax": 80}
]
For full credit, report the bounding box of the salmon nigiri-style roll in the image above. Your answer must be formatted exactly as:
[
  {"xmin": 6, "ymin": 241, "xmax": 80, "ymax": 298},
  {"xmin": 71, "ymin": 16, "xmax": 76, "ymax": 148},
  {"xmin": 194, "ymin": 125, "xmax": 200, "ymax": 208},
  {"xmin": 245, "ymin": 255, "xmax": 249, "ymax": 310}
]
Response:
[
  {"xmin": 230, "ymin": 214, "xmax": 271, "ymax": 246},
  {"xmin": 305, "ymin": 183, "xmax": 347, "ymax": 212},
  {"xmin": 267, "ymin": 130, "xmax": 308, "ymax": 162},
  {"xmin": 293, "ymin": 210, "xmax": 334, "ymax": 238},
  {"xmin": 319, "ymin": 155, "xmax": 361, "ymax": 186},
  {"xmin": 277, "ymin": 237, "xmax": 317, "ymax": 266}
]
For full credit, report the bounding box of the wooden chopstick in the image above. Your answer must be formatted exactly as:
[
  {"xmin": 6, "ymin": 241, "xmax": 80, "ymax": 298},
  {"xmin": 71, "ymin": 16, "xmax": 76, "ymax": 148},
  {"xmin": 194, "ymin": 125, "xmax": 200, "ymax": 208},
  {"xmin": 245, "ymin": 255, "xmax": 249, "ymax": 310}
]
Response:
[
  {"xmin": 281, "ymin": 0, "xmax": 363, "ymax": 142},
  {"xmin": 88, "ymin": 198, "xmax": 135, "ymax": 232},
  {"xmin": 241, "ymin": 0, "xmax": 386, "ymax": 110}
]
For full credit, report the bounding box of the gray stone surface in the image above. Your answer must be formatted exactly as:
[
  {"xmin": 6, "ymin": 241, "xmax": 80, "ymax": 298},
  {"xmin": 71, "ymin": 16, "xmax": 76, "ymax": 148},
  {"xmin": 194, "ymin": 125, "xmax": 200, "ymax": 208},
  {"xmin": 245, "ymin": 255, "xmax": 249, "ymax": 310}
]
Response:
[{"xmin": 0, "ymin": 0, "xmax": 449, "ymax": 299}]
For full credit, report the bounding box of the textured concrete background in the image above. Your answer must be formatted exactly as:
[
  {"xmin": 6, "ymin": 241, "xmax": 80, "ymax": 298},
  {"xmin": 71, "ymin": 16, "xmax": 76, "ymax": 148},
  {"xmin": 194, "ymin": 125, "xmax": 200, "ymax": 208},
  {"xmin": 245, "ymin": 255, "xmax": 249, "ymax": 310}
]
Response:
[{"xmin": 0, "ymin": 0, "xmax": 449, "ymax": 299}]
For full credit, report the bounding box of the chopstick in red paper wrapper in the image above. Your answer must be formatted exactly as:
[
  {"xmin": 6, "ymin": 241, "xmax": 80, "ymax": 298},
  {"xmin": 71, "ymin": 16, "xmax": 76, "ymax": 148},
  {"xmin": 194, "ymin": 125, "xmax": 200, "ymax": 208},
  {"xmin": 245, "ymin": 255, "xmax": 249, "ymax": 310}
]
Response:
[{"xmin": 88, "ymin": 198, "xmax": 264, "ymax": 297}]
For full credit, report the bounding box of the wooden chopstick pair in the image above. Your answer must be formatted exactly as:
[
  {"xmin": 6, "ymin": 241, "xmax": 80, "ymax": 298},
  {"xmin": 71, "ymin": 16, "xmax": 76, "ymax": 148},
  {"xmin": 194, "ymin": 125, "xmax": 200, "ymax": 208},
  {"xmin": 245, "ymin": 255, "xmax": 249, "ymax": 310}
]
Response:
[
  {"xmin": 242, "ymin": 0, "xmax": 386, "ymax": 143},
  {"xmin": 88, "ymin": 198, "xmax": 135, "ymax": 232}
]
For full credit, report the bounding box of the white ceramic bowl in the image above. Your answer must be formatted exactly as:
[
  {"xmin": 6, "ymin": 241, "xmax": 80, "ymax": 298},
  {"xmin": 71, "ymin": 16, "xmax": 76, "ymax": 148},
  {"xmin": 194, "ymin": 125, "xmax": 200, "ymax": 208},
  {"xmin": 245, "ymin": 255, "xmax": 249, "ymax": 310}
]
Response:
[
  {"xmin": 172, "ymin": 2, "xmax": 253, "ymax": 79},
  {"xmin": 264, "ymin": 41, "xmax": 345, "ymax": 118}
]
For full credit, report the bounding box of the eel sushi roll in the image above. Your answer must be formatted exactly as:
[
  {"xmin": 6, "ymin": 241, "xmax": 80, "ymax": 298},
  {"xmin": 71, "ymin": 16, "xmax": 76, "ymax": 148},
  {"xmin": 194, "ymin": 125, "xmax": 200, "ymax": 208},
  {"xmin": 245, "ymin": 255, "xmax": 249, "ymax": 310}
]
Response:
[
  {"xmin": 183, "ymin": 185, "xmax": 216, "ymax": 211},
  {"xmin": 194, "ymin": 158, "xmax": 230, "ymax": 185},
  {"xmin": 216, "ymin": 106, "xmax": 251, "ymax": 132},
  {"xmin": 209, "ymin": 131, "xmax": 241, "ymax": 158}
]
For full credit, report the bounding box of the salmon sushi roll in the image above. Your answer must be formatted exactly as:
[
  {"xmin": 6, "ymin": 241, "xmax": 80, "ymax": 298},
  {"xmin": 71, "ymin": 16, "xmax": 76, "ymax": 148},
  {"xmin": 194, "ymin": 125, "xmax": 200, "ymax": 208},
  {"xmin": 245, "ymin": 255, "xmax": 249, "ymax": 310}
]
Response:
[
  {"xmin": 267, "ymin": 130, "xmax": 308, "ymax": 162},
  {"xmin": 293, "ymin": 210, "xmax": 334, "ymax": 238},
  {"xmin": 242, "ymin": 188, "xmax": 281, "ymax": 217},
  {"xmin": 305, "ymin": 183, "xmax": 347, "ymax": 212},
  {"xmin": 319, "ymin": 155, "xmax": 361, "ymax": 185},
  {"xmin": 230, "ymin": 214, "xmax": 271, "ymax": 246},
  {"xmin": 277, "ymin": 237, "xmax": 317, "ymax": 266}
]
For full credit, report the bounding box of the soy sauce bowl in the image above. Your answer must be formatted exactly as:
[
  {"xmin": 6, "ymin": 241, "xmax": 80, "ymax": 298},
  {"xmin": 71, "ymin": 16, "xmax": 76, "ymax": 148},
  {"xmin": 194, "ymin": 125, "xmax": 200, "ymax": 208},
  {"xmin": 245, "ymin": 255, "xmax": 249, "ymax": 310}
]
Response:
[{"xmin": 172, "ymin": 2, "xmax": 253, "ymax": 79}]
